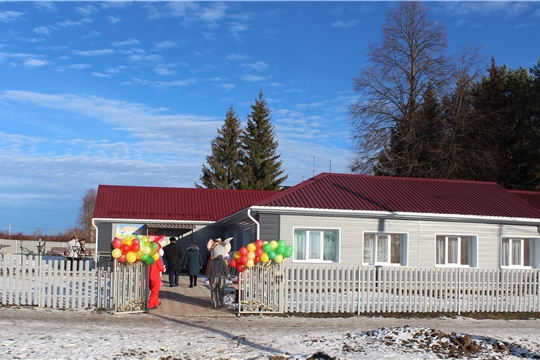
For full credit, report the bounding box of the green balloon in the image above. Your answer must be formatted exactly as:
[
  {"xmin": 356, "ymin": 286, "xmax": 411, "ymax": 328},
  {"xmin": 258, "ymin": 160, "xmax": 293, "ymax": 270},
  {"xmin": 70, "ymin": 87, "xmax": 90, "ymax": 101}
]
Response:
[
  {"xmin": 267, "ymin": 250, "xmax": 276, "ymax": 260},
  {"xmin": 275, "ymin": 245, "xmax": 285, "ymax": 255},
  {"xmin": 283, "ymin": 248, "xmax": 293, "ymax": 258},
  {"xmin": 277, "ymin": 240, "xmax": 286, "ymax": 247},
  {"xmin": 262, "ymin": 243, "xmax": 272, "ymax": 253},
  {"xmin": 145, "ymin": 257, "xmax": 154, "ymax": 266}
]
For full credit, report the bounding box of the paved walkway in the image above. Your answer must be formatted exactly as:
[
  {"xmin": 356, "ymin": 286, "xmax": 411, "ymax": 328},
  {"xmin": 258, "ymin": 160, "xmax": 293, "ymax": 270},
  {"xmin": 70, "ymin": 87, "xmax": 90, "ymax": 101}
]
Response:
[{"xmin": 149, "ymin": 273, "xmax": 234, "ymax": 317}]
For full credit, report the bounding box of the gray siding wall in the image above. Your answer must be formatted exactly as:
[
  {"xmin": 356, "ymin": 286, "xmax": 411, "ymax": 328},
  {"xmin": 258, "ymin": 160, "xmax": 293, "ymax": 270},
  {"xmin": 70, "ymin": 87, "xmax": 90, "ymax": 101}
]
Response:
[
  {"xmin": 96, "ymin": 222, "xmax": 113, "ymax": 255},
  {"xmin": 260, "ymin": 213, "xmax": 280, "ymax": 241},
  {"xmin": 225, "ymin": 218, "xmax": 257, "ymax": 251},
  {"xmin": 278, "ymin": 214, "xmax": 540, "ymax": 269}
]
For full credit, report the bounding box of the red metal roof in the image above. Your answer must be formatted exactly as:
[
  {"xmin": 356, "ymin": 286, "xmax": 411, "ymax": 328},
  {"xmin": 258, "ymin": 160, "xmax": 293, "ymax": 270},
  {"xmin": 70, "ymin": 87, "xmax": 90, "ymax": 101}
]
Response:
[
  {"xmin": 509, "ymin": 190, "xmax": 540, "ymax": 212},
  {"xmin": 254, "ymin": 173, "xmax": 540, "ymax": 219},
  {"xmin": 93, "ymin": 185, "xmax": 279, "ymax": 222}
]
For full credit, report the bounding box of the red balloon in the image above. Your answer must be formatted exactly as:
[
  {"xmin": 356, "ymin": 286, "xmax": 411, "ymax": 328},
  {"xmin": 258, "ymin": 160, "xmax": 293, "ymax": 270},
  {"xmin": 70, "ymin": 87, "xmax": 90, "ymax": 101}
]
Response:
[
  {"xmin": 120, "ymin": 244, "xmax": 130, "ymax": 254},
  {"xmin": 255, "ymin": 239, "xmax": 264, "ymax": 248},
  {"xmin": 253, "ymin": 256, "xmax": 260, "ymax": 265},
  {"xmin": 237, "ymin": 264, "xmax": 246, "ymax": 272},
  {"xmin": 130, "ymin": 243, "xmax": 141, "ymax": 252},
  {"xmin": 239, "ymin": 255, "xmax": 248, "ymax": 265},
  {"xmin": 132, "ymin": 238, "xmax": 140, "ymax": 246},
  {"xmin": 239, "ymin": 247, "xmax": 248, "ymax": 256},
  {"xmin": 112, "ymin": 238, "xmax": 122, "ymax": 249},
  {"xmin": 255, "ymin": 248, "xmax": 264, "ymax": 257},
  {"xmin": 118, "ymin": 254, "xmax": 126, "ymax": 263},
  {"xmin": 229, "ymin": 259, "xmax": 237, "ymax": 268}
]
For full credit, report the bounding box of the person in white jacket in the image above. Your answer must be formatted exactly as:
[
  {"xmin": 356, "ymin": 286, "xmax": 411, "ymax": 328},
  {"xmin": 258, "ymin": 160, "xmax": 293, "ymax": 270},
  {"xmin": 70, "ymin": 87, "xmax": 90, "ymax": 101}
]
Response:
[{"xmin": 65, "ymin": 235, "xmax": 80, "ymax": 270}]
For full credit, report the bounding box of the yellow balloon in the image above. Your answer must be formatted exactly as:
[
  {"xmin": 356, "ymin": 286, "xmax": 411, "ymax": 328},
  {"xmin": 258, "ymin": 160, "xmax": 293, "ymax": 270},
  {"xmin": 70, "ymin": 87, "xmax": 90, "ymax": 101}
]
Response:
[
  {"xmin": 111, "ymin": 248, "xmax": 122, "ymax": 259},
  {"xmin": 152, "ymin": 253, "xmax": 160, "ymax": 261},
  {"xmin": 126, "ymin": 251, "xmax": 136, "ymax": 263},
  {"xmin": 274, "ymin": 254, "xmax": 284, "ymax": 264},
  {"xmin": 136, "ymin": 251, "xmax": 144, "ymax": 260},
  {"xmin": 246, "ymin": 243, "xmax": 256, "ymax": 252},
  {"xmin": 142, "ymin": 246, "xmax": 151, "ymax": 255},
  {"xmin": 233, "ymin": 251, "xmax": 241, "ymax": 260},
  {"xmin": 246, "ymin": 259, "xmax": 254, "ymax": 268},
  {"xmin": 260, "ymin": 253, "xmax": 269, "ymax": 263},
  {"xmin": 269, "ymin": 240, "xmax": 278, "ymax": 250},
  {"xmin": 247, "ymin": 251, "xmax": 255, "ymax": 260}
]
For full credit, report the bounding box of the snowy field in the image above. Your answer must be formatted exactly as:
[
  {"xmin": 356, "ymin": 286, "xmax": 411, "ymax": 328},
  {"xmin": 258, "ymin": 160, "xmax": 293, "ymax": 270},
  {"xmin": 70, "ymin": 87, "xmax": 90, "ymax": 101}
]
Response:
[{"xmin": 1, "ymin": 306, "xmax": 540, "ymax": 359}]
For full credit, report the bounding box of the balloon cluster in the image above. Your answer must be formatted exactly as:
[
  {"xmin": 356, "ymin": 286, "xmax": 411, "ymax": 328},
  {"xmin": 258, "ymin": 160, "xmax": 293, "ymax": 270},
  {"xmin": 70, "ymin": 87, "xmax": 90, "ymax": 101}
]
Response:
[
  {"xmin": 110, "ymin": 235, "xmax": 162, "ymax": 266},
  {"xmin": 229, "ymin": 239, "xmax": 293, "ymax": 273}
]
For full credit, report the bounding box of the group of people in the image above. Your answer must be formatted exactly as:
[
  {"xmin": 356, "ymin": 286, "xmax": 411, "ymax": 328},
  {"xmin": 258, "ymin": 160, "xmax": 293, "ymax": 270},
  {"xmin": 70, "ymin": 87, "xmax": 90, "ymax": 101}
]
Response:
[
  {"xmin": 148, "ymin": 236, "xmax": 230, "ymax": 310},
  {"xmin": 66, "ymin": 235, "xmax": 89, "ymax": 259},
  {"xmin": 65, "ymin": 235, "xmax": 89, "ymax": 271}
]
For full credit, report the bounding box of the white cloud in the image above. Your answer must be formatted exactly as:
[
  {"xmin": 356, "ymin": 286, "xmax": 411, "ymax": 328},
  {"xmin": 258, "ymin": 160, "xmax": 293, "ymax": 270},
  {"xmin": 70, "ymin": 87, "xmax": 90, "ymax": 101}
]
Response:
[
  {"xmin": 242, "ymin": 61, "xmax": 268, "ymax": 71},
  {"xmin": 108, "ymin": 16, "xmax": 121, "ymax": 24},
  {"xmin": 67, "ymin": 64, "xmax": 91, "ymax": 70},
  {"xmin": 153, "ymin": 78, "xmax": 198, "ymax": 87},
  {"xmin": 220, "ymin": 83, "xmax": 235, "ymax": 91},
  {"xmin": 437, "ymin": 2, "xmax": 531, "ymax": 20},
  {"xmin": 34, "ymin": 2, "xmax": 57, "ymax": 12},
  {"xmin": 154, "ymin": 41, "xmax": 177, "ymax": 51},
  {"xmin": 226, "ymin": 54, "xmax": 249, "ymax": 61},
  {"xmin": 75, "ymin": 5, "xmax": 98, "ymax": 15},
  {"xmin": 0, "ymin": 11, "xmax": 24, "ymax": 23},
  {"xmin": 92, "ymin": 72, "xmax": 112, "ymax": 78},
  {"xmin": 33, "ymin": 18, "xmax": 92, "ymax": 36},
  {"xmin": 112, "ymin": 38, "xmax": 140, "ymax": 47},
  {"xmin": 73, "ymin": 49, "xmax": 114, "ymax": 57},
  {"xmin": 23, "ymin": 58, "xmax": 50, "ymax": 68},
  {"xmin": 154, "ymin": 67, "xmax": 176, "ymax": 75},
  {"xmin": 240, "ymin": 74, "xmax": 270, "ymax": 82},
  {"xmin": 331, "ymin": 20, "xmax": 359, "ymax": 28},
  {"xmin": 127, "ymin": 54, "xmax": 163, "ymax": 63}
]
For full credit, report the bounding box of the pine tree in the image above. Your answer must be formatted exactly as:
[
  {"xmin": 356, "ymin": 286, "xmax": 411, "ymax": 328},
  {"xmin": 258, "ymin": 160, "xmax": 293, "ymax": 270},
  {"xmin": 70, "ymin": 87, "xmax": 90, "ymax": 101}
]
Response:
[
  {"xmin": 239, "ymin": 91, "xmax": 288, "ymax": 190},
  {"xmin": 197, "ymin": 106, "xmax": 243, "ymax": 189}
]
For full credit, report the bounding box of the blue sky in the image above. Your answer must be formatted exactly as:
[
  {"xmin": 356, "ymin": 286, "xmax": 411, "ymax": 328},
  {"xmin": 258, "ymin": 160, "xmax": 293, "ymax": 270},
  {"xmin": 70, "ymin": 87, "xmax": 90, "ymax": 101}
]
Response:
[{"xmin": 1, "ymin": 1, "xmax": 540, "ymax": 235}]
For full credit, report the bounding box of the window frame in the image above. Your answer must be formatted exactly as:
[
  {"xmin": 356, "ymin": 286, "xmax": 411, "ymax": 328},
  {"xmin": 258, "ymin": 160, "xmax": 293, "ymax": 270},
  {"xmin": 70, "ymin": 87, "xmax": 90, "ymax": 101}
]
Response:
[
  {"xmin": 292, "ymin": 227, "xmax": 340, "ymax": 263},
  {"xmin": 435, "ymin": 234, "xmax": 478, "ymax": 268},
  {"xmin": 362, "ymin": 232, "xmax": 408, "ymax": 266},
  {"xmin": 501, "ymin": 237, "xmax": 536, "ymax": 269}
]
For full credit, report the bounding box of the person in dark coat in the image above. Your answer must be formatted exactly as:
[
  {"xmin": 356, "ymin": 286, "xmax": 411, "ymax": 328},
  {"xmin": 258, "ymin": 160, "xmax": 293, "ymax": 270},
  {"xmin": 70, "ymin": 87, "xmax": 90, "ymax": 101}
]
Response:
[
  {"xmin": 183, "ymin": 243, "xmax": 203, "ymax": 287},
  {"xmin": 162, "ymin": 237, "xmax": 183, "ymax": 287}
]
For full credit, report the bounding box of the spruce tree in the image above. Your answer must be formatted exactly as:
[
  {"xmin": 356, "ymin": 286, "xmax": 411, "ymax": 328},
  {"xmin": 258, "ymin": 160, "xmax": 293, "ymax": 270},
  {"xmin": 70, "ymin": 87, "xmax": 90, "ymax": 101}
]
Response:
[
  {"xmin": 197, "ymin": 106, "xmax": 243, "ymax": 189},
  {"xmin": 239, "ymin": 91, "xmax": 288, "ymax": 190}
]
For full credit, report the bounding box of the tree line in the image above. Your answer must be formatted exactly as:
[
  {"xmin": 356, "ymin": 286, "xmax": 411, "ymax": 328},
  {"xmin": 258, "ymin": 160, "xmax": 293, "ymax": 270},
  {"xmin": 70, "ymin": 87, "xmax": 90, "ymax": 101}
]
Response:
[{"xmin": 349, "ymin": 1, "xmax": 540, "ymax": 191}]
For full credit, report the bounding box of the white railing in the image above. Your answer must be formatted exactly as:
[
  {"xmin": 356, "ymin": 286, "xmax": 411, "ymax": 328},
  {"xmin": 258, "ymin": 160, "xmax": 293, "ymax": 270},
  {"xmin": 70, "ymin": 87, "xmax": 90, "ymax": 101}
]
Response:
[
  {"xmin": 282, "ymin": 265, "xmax": 540, "ymax": 314},
  {"xmin": 0, "ymin": 254, "xmax": 146, "ymax": 312}
]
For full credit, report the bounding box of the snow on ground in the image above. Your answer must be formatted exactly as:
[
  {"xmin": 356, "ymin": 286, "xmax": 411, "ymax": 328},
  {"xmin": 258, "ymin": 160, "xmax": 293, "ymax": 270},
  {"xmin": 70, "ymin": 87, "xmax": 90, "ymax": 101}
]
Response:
[{"xmin": 1, "ymin": 306, "xmax": 540, "ymax": 360}]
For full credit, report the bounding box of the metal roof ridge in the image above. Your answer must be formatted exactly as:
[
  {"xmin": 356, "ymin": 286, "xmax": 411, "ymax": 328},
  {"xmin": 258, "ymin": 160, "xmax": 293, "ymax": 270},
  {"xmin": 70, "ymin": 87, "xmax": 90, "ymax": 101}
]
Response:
[{"xmin": 250, "ymin": 205, "xmax": 540, "ymax": 222}]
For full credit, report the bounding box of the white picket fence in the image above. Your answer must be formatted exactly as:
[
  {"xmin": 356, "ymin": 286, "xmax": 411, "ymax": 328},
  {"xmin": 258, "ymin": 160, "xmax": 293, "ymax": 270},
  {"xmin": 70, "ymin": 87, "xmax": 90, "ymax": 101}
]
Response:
[
  {"xmin": 283, "ymin": 265, "xmax": 540, "ymax": 314},
  {"xmin": 0, "ymin": 254, "xmax": 148, "ymax": 313}
]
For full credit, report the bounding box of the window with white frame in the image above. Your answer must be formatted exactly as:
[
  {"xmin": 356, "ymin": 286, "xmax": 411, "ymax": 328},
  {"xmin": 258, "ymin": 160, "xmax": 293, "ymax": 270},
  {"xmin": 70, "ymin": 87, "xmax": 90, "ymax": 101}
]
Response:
[
  {"xmin": 294, "ymin": 229, "xmax": 338, "ymax": 262},
  {"xmin": 436, "ymin": 235, "xmax": 477, "ymax": 267},
  {"xmin": 501, "ymin": 238, "xmax": 534, "ymax": 267},
  {"xmin": 363, "ymin": 233, "xmax": 406, "ymax": 265}
]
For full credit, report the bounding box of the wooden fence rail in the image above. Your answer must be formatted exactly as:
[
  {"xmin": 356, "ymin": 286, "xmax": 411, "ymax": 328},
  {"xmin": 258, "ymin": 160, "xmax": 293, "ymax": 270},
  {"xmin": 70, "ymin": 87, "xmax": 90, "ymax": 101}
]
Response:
[
  {"xmin": 0, "ymin": 254, "xmax": 147, "ymax": 313},
  {"xmin": 282, "ymin": 265, "xmax": 540, "ymax": 314}
]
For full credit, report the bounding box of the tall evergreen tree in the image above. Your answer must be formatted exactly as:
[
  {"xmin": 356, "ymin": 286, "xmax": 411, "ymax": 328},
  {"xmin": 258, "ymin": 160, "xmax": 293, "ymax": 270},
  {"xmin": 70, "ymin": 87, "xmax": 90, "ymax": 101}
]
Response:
[
  {"xmin": 197, "ymin": 106, "xmax": 243, "ymax": 189},
  {"xmin": 239, "ymin": 91, "xmax": 288, "ymax": 190},
  {"xmin": 497, "ymin": 61, "xmax": 540, "ymax": 190}
]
